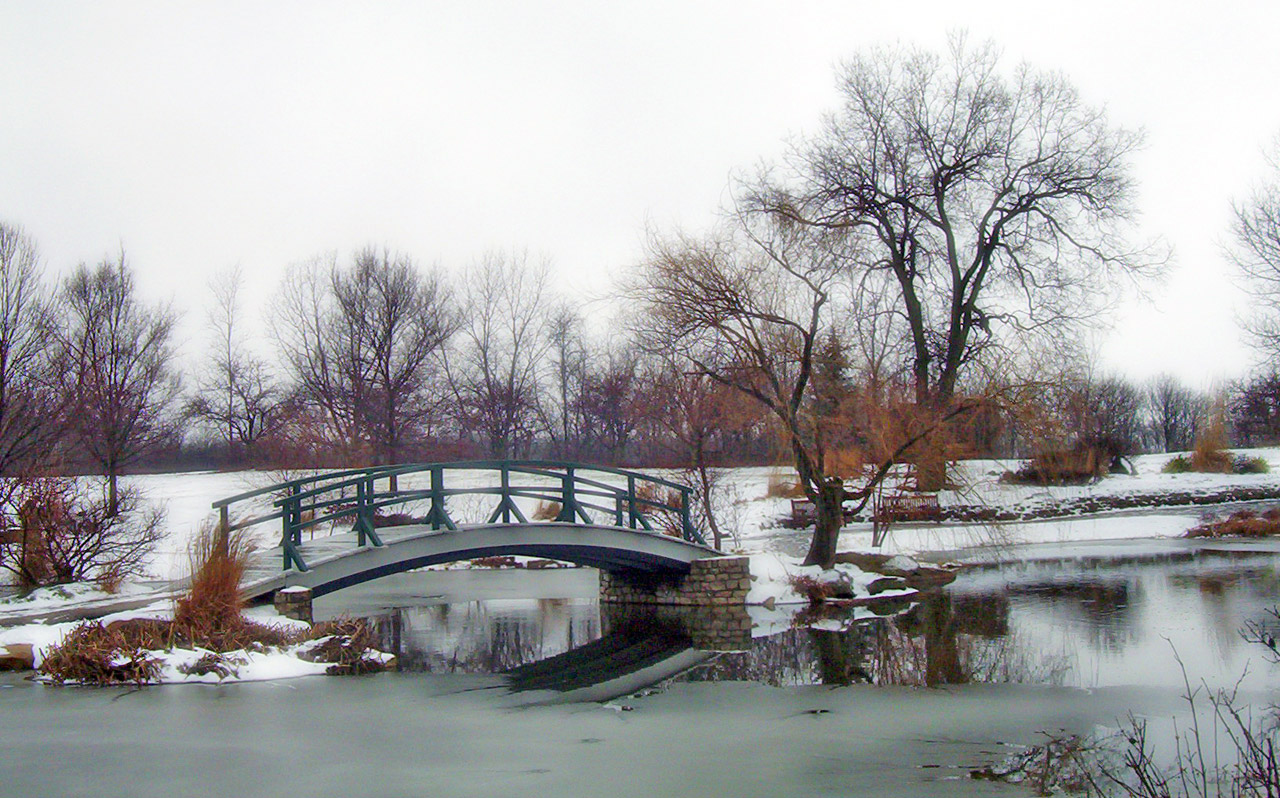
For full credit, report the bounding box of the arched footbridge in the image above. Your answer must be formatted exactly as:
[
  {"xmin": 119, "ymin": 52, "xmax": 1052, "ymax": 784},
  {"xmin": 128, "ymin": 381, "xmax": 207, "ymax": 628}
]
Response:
[{"xmin": 213, "ymin": 461, "xmax": 723, "ymax": 601}]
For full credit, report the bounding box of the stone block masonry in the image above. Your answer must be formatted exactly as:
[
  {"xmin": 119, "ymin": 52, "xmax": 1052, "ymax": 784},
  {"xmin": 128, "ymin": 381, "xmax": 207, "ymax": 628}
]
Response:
[
  {"xmin": 273, "ymin": 585, "xmax": 313, "ymax": 624},
  {"xmin": 599, "ymin": 556, "xmax": 751, "ymax": 607},
  {"xmin": 601, "ymin": 602, "xmax": 752, "ymax": 652}
]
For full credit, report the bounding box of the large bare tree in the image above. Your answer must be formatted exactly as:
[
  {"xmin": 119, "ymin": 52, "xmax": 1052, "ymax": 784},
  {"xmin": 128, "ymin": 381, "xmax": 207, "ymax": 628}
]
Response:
[
  {"xmin": 1231, "ymin": 137, "xmax": 1280, "ymax": 362},
  {"xmin": 750, "ymin": 35, "xmax": 1158, "ymax": 487},
  {"xmin": 446, "ymin": 252, "xmax": 553, "ymax": 458},
  {"xmin": 0, "ymin": 222, "xmax": 61, "ymax": 474},
  {"xmin": 546, "ymin": 303, "xmax": 585, "ymax": 458},
  {"xmin": 188, "ymin": 268, "xmax": 283, "ymax": 459},
  {"xmin": 273, "ymin": 248, "xmax": 457, "ymax": 470},
  {"xmin": 57, "ymin": 253, "xmax": 179, "ymax": 515}
]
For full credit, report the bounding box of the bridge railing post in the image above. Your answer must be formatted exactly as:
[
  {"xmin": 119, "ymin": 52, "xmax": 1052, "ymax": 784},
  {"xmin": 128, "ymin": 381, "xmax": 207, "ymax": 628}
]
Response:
[
  {"xmin": 425, "ymin": 464, "xmax": 456, "ymax": 530},
  {"xmin": 217, "ymin": 505, "xmax": 230, "ymax": 559},
  {"xmin": 501, "ymin": 465, "xmax": 511, "ymax": 523},
  {"xmin": 282, "ymin": 482, "xmax": 309, "ymax": 571},
  {"xmin": 627, "ymin": 475, "xmax": 637, "ymax": 529},
  {"xmin": 556, "ymin": 466, "xmax": 589, "ymax": 524},
  {"xmin": 355, "ymin": 477, "xmax": 382, "ymax": 547},
  {"xmin": 679, "ymin": 486, "xmax": 700, "ymax": 544}
]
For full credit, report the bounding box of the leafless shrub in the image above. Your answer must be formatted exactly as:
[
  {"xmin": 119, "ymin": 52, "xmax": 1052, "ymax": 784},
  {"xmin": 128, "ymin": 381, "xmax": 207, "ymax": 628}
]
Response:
[
  {"xmin": 1085, "ymin": 688, "xmax": 1280, "ymax": 798},
  {"xmin": 0, "ymin": 476, "xmax": 163, "ymax": 593},
  {"xmin": 989, "ymin": 653, "xmax": 1280, "ymax": 797},
  {"xmin": 1242, "ymin": 607, "xmax": 1280, "ymax": 665},
  {"xmin": 788, "ymin": 574, "xmax": 838, "ymax": 605},
  {"xmin": 632, "ymin": 482, "xmax": 684, "ymax": 537},
  {"xmin": 971, "ymin": 732, "xmax": 1100, "ymax": 796}
]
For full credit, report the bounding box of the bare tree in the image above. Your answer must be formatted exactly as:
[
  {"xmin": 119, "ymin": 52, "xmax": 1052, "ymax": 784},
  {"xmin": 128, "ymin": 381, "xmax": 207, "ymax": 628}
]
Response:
[
  {"xmin": 574, "ymin": 345, "xmax": 643, "ymax": 463},
  {"xmin": 335, "ymin": 248, "xmax": 457, "ymax": 471},
  {"xmin": 1231, "ymin": 136, "xmax": 1280, "ymax": 362},
  {"xmin": 272, "ymin": 248, "xmax": 457, "ymax": 470},
  {"xmin": 633, "ymin": 217, "xmax": 966, "ymax": 567},
  {"xmin": 749, "ymin": 34, "xmax": 1159, "ymax": 488},
  {"xmin": 187, "ymin": 268, "xmax": 283, "ymax": 460},
  {"xmin": 546, "ymin": 303, "xmax": 585, "ymax": 458},
  {"xmin": 0, "ymin": 222, "xmax": 61, "ymax": 474},
  {"xmin": 56, "ymin": 253, "xmax": 179, "ymax": 515},
  {"xmin": 643, "ymin": 357, "xmax": 762, "ymax": 549},
  {"xmin": 1070, "ymin": 375, "xmax": 1146, "ymax": 458},
  {"xmin": 446, "ymin": 252, "xmax": 552, "ymax": 458},
  {"xmin": 1146, "ymin": 374, "xmax": 1206, "ymax": 453},
  {"xmin": 1231, "ymin": 371, "xmax": 1280, "ymax": 446},
  {"xmin": 273, "ymin": 256, "xmax": 358, "ymax": 449}
]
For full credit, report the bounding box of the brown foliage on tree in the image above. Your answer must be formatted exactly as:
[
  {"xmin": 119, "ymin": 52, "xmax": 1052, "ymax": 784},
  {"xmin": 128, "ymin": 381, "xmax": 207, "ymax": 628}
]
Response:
[{"xmin": 634, "ymin": 217, "xmax": 968, "ymax": 567}]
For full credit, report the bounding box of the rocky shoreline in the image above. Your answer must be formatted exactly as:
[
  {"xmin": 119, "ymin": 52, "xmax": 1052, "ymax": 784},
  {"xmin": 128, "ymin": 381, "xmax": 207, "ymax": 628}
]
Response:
[{"xmin": 860, "ymin": 484, "xmax": 1280, "ymax": 525}]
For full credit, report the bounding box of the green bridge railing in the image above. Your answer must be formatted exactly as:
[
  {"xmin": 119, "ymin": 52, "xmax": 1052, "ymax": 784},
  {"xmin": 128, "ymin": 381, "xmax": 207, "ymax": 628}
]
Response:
[{"xmin": 211, "ymin": 460, "xmax": 705, "ymax": 572}]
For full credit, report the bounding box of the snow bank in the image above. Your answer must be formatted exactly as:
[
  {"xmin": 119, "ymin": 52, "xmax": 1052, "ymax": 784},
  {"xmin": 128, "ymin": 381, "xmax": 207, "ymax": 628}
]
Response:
[
  {"xmin": 0, "ymin": 602, "xmax": 392, "ymax": 685},
  {"xmin": 745, "ymin": 552, "xmax": 916, "ymax": 606}
]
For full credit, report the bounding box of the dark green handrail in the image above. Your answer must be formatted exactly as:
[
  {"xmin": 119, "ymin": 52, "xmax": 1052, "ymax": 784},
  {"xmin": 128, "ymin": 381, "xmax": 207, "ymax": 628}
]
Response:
[{"xmin": 212, "ymin": 460, "xmax": 705, "ymax": 572}]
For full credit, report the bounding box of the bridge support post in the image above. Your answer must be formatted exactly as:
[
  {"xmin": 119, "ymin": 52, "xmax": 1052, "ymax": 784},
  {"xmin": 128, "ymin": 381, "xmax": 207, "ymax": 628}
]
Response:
[
  {"xmin": 274, "ymin": 586, "xmax": 313, "ymax": 624},
  {"xmin": 599, "ymin": 556, "xmax": 751, "ymax": 607},
  {"xmin": 601, "ymin": 602, "xmax": 752, "ymax": 652}
]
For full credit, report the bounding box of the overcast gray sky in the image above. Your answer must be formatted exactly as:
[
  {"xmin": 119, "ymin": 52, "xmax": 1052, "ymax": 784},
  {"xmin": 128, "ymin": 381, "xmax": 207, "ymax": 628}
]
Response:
[{"xmin": 3, "ymin": 1, "xmax": 1278, "ymax": 386}]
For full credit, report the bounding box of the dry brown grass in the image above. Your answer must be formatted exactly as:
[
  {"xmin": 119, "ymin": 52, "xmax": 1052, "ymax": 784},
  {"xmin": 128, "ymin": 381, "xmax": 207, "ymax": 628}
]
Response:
[
  {"xmin": 532, "ymin": 500, "xmax": 561, "ymax": 521},
  {"xmin": 171, "ymin": 522, "xmax": 256, "ymax": 652},
  {"xmin": 40, "ymin": 622, "xmax": 160, "ymax": 686},
  {"xmin": 1191, "ymin": 408, "xmax": 1233, "ymax": 473},
  {"xmin": 300, "ymin": 616, "xmax": 387, "ymax": 675},
  {"xmin": 40, "ymin": 613, "xmax": 389, "ymax": 684},
  {"xmin": 765, "ymin": 472, "xmax": 806, "ymax": 499},
  {"xmin": 38, "ymin": 522, "xmax": 395, "ymax": 685},
  {"xmin": 1187, "ymin": 508, "xmax": 1280, "ymax": 538}
]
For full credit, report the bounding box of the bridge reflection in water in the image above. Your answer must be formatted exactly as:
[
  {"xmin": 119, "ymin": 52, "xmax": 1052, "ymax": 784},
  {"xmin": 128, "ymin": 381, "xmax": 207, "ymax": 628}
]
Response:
[
  {"xmin": 357, "ymin": 589, "xmax": 1086, "ymax": 700},
  {"xmin": 366, "ymin": 601, "xmax": 754, "ymax": 704}
]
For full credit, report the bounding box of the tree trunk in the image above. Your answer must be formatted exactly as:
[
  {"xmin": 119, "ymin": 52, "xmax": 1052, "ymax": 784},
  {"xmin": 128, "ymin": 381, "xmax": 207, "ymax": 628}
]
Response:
[
  {"xmin": 809, "ymin": 628, "xmax": 867, "ymax": 686},
  {"xmin": 692, "ymin": 440, "xmax": 722, "ymax": 549},
  {"xmin": 913, "ymin": 402, "xmax": 950, "ymax": 492},
  {"xmin": 921, "ymin": 592, "xmax": 965, "ymax": 686},
  {"xmin": 107, "ymin": 462, "xmax": 119, "ymax": 518},
  {"xmin": 802, "ymin": 479, "xmax": 845, "ymax": 569}
]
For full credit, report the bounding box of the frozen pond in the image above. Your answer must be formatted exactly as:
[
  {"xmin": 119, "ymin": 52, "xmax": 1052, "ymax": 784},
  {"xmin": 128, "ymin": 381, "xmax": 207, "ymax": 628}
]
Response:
[{"xmin": 3, "ymin": 538, "xmax": 1279, "ymax": 796}]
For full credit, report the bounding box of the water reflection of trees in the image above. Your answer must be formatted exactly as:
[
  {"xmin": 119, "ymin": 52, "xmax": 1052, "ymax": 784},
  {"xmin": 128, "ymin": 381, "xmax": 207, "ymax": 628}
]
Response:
[
  {"xmin": 370, "ymin": 600, "xmax": 601, "ymax": 674},
  {"xmin": 369, "ymin": 590, "xmax": 1078, "ymax": 688},
  {"xmin": 683, "ymin": 592, "xmax": 1071, "ymax": 688},
  {"xmin": 1004, "ymin": 578, "xmax": 1139, "ymax": 653}
]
